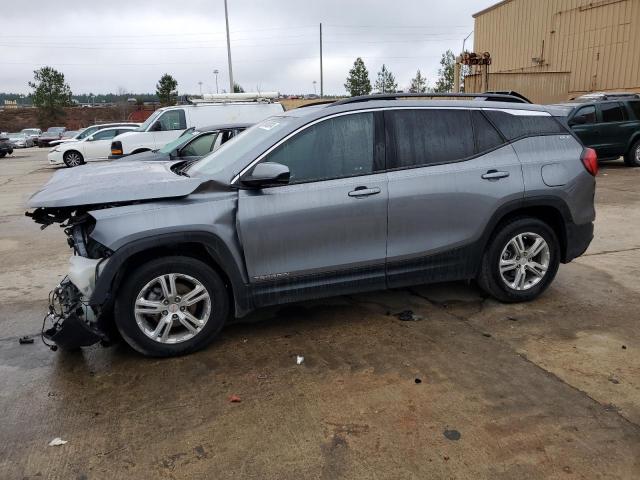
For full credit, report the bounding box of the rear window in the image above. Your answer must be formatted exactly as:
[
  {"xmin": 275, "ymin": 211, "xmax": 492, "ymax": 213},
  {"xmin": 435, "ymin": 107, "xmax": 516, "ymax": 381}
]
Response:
[
  {"xmin": 386, "ymin": 109, "xmax": 475, "ymax": 168},
  {"xmin": 626, "ymin": 101, "xmax": 640, "ymax": 120},
  {"xmin": 600, "ymin": 103, "xmax": 626, "ymax": 122},
  {"xmin": 483, "ymin": 110, "xmax": 566, "ymax": 140}
]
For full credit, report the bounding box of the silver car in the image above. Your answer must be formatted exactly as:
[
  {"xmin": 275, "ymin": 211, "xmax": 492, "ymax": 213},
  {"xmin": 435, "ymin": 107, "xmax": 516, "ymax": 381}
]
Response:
[
  {"xmin": 8, "ymin": 132, "xmax": 35, "ymax": 148},
  {"xmin": 27, "ymin": 94, "xmax": 597, "ymax": 357}
]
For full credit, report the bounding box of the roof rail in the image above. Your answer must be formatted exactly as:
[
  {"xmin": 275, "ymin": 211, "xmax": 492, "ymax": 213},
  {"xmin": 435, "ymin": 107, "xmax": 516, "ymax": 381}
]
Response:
[{"xmin": 332, "ymin": 92, "xmax": 530, "ymax": 106}]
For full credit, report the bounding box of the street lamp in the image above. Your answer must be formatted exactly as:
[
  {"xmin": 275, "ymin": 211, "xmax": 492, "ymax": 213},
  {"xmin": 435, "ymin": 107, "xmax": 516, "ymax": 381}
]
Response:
[
  {"xmin": 198, "ymin": 81, "xmax": 203, "ymax": 96},
  {"xmin": 213, "ymin": 70, "xmax": 219, "ymax": 94}
]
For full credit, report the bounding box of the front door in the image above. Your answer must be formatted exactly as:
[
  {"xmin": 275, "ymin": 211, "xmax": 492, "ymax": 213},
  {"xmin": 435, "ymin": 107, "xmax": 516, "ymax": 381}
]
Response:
[
  {"xmin": 384, "ymin": 108, "xmax": 525, "ymax": 287},
  {"xmin": 82, "ymin": 128, "xmax": 120, "ymax": 161},
  {"xmin": 151, "ymin": 109, "xmax": 187, "ymax": 149},
  {"xmin": 237, "ymin": 111, "xmax": 388, "ymax": 302}
]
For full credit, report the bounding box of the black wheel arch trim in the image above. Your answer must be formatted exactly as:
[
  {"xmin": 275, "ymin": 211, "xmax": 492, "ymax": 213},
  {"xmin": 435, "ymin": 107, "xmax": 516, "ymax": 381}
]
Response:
[{"xmin": 89, "ymin": 231, "xmax": 250, "ymax": 315}]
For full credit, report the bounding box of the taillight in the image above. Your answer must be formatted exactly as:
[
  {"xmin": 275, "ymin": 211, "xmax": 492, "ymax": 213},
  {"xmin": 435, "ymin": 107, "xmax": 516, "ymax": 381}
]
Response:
[
  {"xmin": 111, "ymin": 141, "xmax": 123, "ymax": 155},
  {"xmin": 581, "ymin": 148, "xmax": 598, "ymax": 176}
]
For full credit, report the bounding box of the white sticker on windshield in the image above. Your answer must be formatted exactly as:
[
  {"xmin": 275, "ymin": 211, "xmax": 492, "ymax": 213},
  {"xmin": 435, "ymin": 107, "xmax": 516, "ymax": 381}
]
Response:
[{"xmin": 259, "ymin": 121, "xmax": 280, "ymax": 131}]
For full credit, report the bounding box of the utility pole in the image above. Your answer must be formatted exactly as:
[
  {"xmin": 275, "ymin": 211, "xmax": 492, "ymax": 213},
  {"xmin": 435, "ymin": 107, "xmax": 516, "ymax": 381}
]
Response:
[
  {"xmin": 213, "ymin": 69, "xmax": 219, "ymax": 93},
  {"xmin": 198, "ymin": 81, "xmax": 203, "ymax": 95},
  {"xmin": 319, "ymin": 23, "xmax": 323, "ymax": 98},
  {"xmin": 224, "ymin": 0, "xmax": 234, "ymax": 93}
]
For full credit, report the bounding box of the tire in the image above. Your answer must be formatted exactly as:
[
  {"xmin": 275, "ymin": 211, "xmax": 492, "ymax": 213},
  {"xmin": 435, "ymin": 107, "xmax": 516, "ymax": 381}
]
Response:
[
  {"xmin": 0, "ymin": 152, "xmax": 5, "ymax": 158},
  {"xmin": 63, "ymin": 150, "xmax": 84, "ymax": 167},
  {"xmin": 624, "ymin": 139, "xmax": 640, "ymax": 167},
  {"xmin": 477, "ymin": 217, "xmax": 560, "ymax": 303},
  {"xmin": 114, "ymin": 256, "xmax": 229, "ymax": 357}
]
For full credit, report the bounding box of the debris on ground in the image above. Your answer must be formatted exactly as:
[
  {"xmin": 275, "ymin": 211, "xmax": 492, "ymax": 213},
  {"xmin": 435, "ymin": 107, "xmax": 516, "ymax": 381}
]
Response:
[
  {"xmin": 18, "ymin": 336, "xmax": 34, "ymax": 345},
  {"xmin": 608, "ymin": 376, "xmax": 620, "ymax": 385},
  {"xmin": 414, "ymin": 378, "xmax": 422, "ymax": 384},
  {"xmin": 228, "ymin": 394, "xmax": 241, "ymax": 403},
  {"xmin": 443, "ymin": 429, "xmax": 461, "ymax": 441},
  {"xmin": 482, "ymin": 332, "xmax": 492, "ymax": 338},
  {"xmin": 296, "ymin": 355, "xmax": 305, "ymax": 365},
  {"xmin": 48, "ymin": 438, "xmax": 68, "ymax": 446},
  {"xmin": 507, "ymin": 316, "xmax": 518, "ymax": 322},
  {"xmin": 394, "ymin": 310, "xmax": 423, "ymax": 321},
  {"xmin": 622, "ymin": 345, "xmax": 627, "ymax": 350}
]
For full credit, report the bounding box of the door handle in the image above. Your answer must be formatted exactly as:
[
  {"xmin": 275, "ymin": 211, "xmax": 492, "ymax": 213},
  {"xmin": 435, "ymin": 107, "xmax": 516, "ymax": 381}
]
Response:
[
  {"xmin": 481, "ymin": 170, "xmax": 510, "ymax": 180},
  {"xmin": 348, "ymin": 186, "xmax": 381, "ymax": 198}
]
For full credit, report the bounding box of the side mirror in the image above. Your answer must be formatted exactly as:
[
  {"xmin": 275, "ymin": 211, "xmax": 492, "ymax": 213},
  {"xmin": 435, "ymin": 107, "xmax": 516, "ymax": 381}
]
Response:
[
  {"xmin": 570, "ymin": 116, "xmax": 586, "ymax": 126},
  {"xmin": 240, "ymin": 162, "xmax": 290, "ymax": 188},
  {"xmin": 86, "ymin": 135, "xmax": 95, "ymax": 141},
  {"xmin": 151, "ymin": 122, "xmax": 162, "ymax": 132}
]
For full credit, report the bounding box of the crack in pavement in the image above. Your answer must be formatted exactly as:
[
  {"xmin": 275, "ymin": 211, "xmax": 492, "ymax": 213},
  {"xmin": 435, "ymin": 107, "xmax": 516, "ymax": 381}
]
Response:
[
  {"xmin": 582, "ymin": 246, "xmax": 640, "ymax": 257},
  {"xmin": 405, "ymin": 288, "xmax": 640, "ymax": 432}
]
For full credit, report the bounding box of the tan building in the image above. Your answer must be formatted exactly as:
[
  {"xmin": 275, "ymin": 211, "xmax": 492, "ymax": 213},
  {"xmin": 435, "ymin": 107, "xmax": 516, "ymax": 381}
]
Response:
[{"xmin": 465, "ymin": 0, "xmax": 640, "ymax": 103}]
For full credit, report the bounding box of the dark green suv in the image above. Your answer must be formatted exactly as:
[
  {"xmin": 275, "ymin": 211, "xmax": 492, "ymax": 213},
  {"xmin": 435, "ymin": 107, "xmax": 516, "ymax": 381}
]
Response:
[{"xmin": 554, "ymin": 94, "xmax": 640, "ymax": 167}]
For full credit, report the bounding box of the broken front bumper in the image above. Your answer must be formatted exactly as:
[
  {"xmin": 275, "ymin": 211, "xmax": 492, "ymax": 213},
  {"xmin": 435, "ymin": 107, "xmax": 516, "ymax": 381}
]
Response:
[{"xmin": 42, "ymin": 257, "xmax": 109, "ymax": 350}]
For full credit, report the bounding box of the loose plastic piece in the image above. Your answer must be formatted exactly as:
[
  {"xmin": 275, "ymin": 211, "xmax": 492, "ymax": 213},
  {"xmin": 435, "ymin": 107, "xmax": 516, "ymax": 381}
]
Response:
[
  {"xmin": 296, "ymin": 355, "xmax": 304, "ymax": 365},
  {"xmin": 19, "ymin": 336, "xmax": 34, "ymax": 345},
  {"xmin": 48, "ymin": 438, "xmax": 68, "ymax": 446}
]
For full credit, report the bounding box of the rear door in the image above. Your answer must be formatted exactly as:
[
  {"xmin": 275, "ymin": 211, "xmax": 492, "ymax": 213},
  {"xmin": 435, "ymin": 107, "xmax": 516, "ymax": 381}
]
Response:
[
  {"xmin": 596, "ymin": 102, "xmax": 634, "ymax": 158},
  {"xmin": 237, "ymin": 111, "xmax": 388, "ymax": 299},
  {"xmin": 385, "ymin": 108, "xmax": 525, "ymax": 287}
]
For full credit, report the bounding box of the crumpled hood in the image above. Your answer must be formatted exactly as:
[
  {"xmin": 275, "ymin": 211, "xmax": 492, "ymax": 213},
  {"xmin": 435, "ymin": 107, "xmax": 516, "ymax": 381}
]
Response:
[{"xmin": 28, "ymin": 161, "xmax": 206, "ymax": 208}]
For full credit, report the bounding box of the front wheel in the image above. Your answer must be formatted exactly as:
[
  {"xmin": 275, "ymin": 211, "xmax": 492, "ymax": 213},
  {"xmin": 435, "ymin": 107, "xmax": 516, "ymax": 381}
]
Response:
[
  {"xmin": 114, "ymin": 256, "xmax": 229, "ymax": 357},
  {"xmin": 63, "ymin": 150, "xmax": 84, "ymax": 167},
  {"xmin": 477, "ymin": 217, "xmax": 560, "ymax": 302},
  {"xmin": 624, "ymin": 139, "xmax": 640, "ymax": 167}
]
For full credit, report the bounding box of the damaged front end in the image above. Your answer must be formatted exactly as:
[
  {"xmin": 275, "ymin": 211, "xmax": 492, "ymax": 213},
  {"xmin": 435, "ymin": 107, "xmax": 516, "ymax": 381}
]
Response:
[{"xmin": 27, "ymin": 207, "xmax": 113, "ymax": 351}]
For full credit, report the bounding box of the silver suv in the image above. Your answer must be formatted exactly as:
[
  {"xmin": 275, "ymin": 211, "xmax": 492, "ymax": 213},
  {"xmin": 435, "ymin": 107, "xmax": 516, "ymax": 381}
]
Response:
[{"xmin": 27, "ymin": 94, "xmax": 597, "ymax": 357}]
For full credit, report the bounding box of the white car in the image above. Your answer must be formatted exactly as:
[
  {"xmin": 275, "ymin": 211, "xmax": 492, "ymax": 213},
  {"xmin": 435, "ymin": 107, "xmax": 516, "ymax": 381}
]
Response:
[
  {"xmin": 48, "ymin": 126, "xmax": 138, "ymax": 167},
  {"xmin": 48, "ymin": 122, "xmax": 140, "ymax": 146}
]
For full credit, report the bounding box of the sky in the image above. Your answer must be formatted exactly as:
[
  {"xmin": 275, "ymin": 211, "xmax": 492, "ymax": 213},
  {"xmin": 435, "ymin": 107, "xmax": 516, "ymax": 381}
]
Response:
[{"xmin": 0, "ymin": 0, "xmax": 498, "ymax": 96}]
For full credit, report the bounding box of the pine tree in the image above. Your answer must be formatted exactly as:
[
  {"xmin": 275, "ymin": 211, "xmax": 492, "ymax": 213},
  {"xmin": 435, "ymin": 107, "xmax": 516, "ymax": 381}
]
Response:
[
  {"xmin": 233, "ymin": 83, "xmax": 245, "ymax": 93},
  {"xmin": 156, "ymin": 73, "xmax": 178, "ymax": 106},
  {"xmin": 344, "ymin": 57, "xmax": 372, "ymax": 97},
  {"xmin": 28, "ymin": 67, "xmax": 72, "ymax": 123},
  {"xmin": 409, "ymin": 69, "xmax": 428, "ymax": 93},
  {"xmin": 374, "ymin": 64, "xmax": 398, "ymax": 94},
  {"xmin": 434, "ymin": 50, "xmax": 456, "ymax": 93}
]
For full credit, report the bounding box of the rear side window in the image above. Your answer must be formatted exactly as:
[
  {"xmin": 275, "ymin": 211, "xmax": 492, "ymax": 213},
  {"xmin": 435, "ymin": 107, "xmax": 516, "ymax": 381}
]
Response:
[
  {"xmin": 572, "ymin": 105, "xmax": 597, "ymax": 124},
  {"xmin": 263, "ymin": 112, "xmax": 374, "ymax": 183},
  {"xmin": 386, "ymin": 109, "xmax": 475, "ymax": 168},
  {"xmin": 629, "ymin": 101, "xmax": 640, "ymax": 120},
  {"xmin": 600, "ymin": 103, "xmax": 626, "ymax": 122},
  {"xmin": 483, "ymin": 110, "xmax": 566, "ymax": 140},
  {"xmin": 472, "ymin": 111, "xmax": 505, "ymax": 153},
  {"xmin": 92, "ymin": 129, "xmax": 118, "ymax": 140}
]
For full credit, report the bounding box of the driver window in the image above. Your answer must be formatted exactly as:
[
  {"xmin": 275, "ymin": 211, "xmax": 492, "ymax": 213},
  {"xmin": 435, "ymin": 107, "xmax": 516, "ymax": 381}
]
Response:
[
  {"xmin": 157, "ymin": 109, "xmax": 187, "ymax": 131},
  {"xmin": 262, "ymin": 112, "xmax": 374, "ymax": 184},
  {"xmin": 573, "ymin": 105, "xmax": 596, "ymax": 124},
  {"xmin": 181, "ymin": 133, "xmax": 217, "ymax": 156}
]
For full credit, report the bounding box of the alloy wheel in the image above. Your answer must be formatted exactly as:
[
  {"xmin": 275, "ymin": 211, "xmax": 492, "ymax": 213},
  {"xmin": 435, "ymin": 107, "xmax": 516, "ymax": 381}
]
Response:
[
  {"xmin": 498, "ymin": 232, "xmax": 550, "ymax": 291},
  {"xmin": 65, "ymin": 152, "xmax": 82, "ymax": 167},
  {"xmin": 134, "ymin": 273, "xmax": 212, "ymax": 344}
]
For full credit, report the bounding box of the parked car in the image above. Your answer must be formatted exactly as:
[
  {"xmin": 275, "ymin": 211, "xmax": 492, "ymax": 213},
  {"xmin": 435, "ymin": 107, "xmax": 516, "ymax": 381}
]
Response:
[
  {"xmin": 38, "ymin": 127, "xmax": 66, "ymax": 147},
  {"xmin": 550, "ymin": 96, "xmax": 640, "ymax": 166},
  {"xmin": 109, "ymin": 99, "xmax": 284, "ymax": 159},
  {"xmin": 27, "ymin": 94, "xmax": 596, "ymax": 356},
  {"xmin": 0, "ymin": 135, "xmax": 13, "ymax": 157},
  {"xmin": 8, "ymin": 132, "xmax": 35, "ymax": 148},
  {"xmin": 48, "ymin": 126, "xmax": 138, "ymax": 167},
  {"xmin": 21, "ymin": 128, "xmax": 42, "ymax": 143},
  {"xmin": 123, "ymin": 123, "xmax": 250, "ymax": 163},
  {"xmin": 49, "ymin": 123, "xmax": 140, "ymax": 146}
]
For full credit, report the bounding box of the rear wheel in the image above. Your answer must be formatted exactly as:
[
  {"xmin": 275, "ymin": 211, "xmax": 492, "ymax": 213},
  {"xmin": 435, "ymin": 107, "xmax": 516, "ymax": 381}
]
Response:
[
  {"xmin": 477, "ymin": 217, "xmax": 560, "ymax": 302},
  {"xmin": 624, "ymin": 139, "xmax": 640, "ymax": 167},
  {"xmin": 63, "ymin": 150, "xmax": 84, "ymax": 167},
  {"xmin": 114, "ymin": 256, "xmax": 229, "ymax": 357}
]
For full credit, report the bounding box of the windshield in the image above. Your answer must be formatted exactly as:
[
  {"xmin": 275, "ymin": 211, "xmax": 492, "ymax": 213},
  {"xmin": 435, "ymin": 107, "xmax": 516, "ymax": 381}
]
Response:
[
  {"xmin": 9, "ymin": 133, "xmax": 24, "ymax": 138},
  {"xmin": 137, "ymin": 110, "xmax": 163, "ymax": 132},
  {"xmin": 187, "ymin": 116, "xmax": 293, "ymax": 177},
  {"xmin": 22, "ymin": 129, "xmax": 39, "ymax": 135},
  {"xmin": 158, "ymin": 128, "xmax": 197, "ymax": 154},
  {"xmin": 47, "ymin": 127, "xmax": 65, "ymax": 133}
]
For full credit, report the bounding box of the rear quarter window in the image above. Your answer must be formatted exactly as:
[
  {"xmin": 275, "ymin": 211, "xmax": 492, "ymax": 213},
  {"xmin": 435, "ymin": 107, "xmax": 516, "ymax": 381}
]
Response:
[
  {"xmin": 484, "ymin": 110, "xmax": 566, "ymax": 141},
  {"xmin": 627, "ymin": 101, "xmax": 640, "ymax": 120}
]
